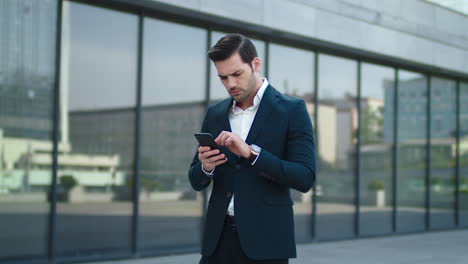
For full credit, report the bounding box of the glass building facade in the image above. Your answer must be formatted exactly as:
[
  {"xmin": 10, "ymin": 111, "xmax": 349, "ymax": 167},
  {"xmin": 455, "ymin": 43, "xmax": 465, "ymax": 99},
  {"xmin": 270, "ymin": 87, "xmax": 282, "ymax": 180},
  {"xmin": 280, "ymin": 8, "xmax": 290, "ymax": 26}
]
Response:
[{"xmin": 1, "ymin": 0, "xmax": 468, "ymax": 263}]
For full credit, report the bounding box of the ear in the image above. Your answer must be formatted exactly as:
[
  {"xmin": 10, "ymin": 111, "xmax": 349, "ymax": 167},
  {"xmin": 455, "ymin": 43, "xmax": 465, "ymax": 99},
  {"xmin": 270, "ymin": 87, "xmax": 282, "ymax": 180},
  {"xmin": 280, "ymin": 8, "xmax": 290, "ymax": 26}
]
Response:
[{"xmin": 251, "ymin": 57, "xmax": 261, "ymax": 73}]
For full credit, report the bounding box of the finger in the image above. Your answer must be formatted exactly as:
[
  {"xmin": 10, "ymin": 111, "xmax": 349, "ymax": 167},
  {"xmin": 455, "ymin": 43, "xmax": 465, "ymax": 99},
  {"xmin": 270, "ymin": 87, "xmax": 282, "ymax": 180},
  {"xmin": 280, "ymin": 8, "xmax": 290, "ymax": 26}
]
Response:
[
  {"xmin": 199, "ymin": 150, "xmax": 217, "ymax": 161},
  {"xmin": 204, "ymin": 153, "xmax": 226, "ymax": 163},
  {"xmin": 221, "ymin": 133, "xmax": 230, "ymax": 146},
  {"xmin": 202, "ymin": 149, "xmax": 220, "ymax": 158},
  {"xmin": 210, "ymin": 153, "xmax": 226, "ymax": 162},
  {"xmin": 215, "ymin": 131, "xmax": 229, "ymax": 145},
  {"xmin": 215, "ymin": 134, "xmax": 223, "ymax": 145},
  {"xmin": 225, "ymin": 135, "xmax": 233, "ymax": 145},
  {"xmin": 198, "ymin": 146, "xmax": 211, "ymax": 153},
  {"xmin": 212, "ymin": 157, "xmax": 228, "ymax": 167}
]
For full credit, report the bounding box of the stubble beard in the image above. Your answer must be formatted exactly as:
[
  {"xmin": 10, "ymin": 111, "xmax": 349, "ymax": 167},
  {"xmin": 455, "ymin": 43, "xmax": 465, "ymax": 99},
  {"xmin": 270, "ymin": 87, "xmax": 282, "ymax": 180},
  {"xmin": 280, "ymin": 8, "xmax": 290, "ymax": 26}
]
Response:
[{"xmin": 232, "ymin": 71, "xmax": 258, "ymax": 104}]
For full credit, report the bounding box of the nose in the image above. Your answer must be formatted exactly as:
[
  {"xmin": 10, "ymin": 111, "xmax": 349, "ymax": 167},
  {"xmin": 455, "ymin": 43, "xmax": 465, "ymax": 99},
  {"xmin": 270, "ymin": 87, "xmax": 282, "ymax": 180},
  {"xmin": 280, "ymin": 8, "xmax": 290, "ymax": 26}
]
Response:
[{"xmin": 226, "ymin": 77, "xmax": 237, "ymax": 89}]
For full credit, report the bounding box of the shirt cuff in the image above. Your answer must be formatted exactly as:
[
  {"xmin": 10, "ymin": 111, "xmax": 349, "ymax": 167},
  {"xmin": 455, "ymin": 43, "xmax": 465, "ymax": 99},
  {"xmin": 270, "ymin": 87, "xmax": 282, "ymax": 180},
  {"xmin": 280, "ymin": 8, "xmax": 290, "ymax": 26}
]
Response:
[{"xmin": 201, "ymin": 163, "xmax": 215, "ymax": 178}]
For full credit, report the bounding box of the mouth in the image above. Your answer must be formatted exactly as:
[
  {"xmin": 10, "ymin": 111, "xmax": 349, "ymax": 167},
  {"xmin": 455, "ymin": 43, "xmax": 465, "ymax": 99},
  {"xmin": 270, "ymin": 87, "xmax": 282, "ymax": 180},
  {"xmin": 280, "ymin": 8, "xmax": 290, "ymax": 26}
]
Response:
[{"xmin": 230, "ymin": 89, "xmax": 242, "ymax": 96}]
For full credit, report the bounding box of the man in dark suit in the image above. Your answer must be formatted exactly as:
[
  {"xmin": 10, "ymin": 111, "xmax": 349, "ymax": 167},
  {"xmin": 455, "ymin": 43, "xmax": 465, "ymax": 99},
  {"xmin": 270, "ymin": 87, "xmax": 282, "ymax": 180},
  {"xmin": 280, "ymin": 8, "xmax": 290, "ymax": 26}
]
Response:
[{"xmin": 189, "ymin": 33, "xmax": 316, "ymax": 264}]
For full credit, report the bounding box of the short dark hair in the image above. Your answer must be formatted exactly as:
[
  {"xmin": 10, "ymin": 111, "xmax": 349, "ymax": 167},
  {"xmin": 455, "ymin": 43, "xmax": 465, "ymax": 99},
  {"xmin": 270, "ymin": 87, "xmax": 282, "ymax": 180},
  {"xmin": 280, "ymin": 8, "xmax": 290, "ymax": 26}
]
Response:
[{"xmin": 208, "ymin": 33, "xmax": 258, "ymax": 65}]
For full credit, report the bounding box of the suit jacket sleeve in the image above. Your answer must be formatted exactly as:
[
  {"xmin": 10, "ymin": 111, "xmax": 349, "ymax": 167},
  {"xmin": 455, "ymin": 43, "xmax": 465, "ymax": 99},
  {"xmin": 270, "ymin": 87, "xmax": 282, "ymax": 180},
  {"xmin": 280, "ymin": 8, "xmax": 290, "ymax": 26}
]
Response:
[
  {"xmin": 188, "ymin": 107, "xmax": 213, "ymax": 191},
  {"xmin": 253, "ymin": 100, "xmax": 316, "ymax": 193}
]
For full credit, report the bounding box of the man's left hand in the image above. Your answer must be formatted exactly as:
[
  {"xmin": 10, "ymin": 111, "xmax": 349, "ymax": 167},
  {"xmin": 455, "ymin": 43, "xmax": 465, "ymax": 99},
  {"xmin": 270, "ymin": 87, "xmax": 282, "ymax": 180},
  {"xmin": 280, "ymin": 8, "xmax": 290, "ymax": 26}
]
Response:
[{"xmin": 215, "ymin": 131, "xmax": 250, "ymax": 158}]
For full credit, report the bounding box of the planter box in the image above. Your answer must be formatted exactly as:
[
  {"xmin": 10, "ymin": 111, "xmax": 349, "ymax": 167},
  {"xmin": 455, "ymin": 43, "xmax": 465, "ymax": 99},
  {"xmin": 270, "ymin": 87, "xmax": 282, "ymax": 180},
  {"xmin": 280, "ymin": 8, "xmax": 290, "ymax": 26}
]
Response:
[{"xmin": 368, "ymin": 190, "xmax": 386, "ymax": 208}]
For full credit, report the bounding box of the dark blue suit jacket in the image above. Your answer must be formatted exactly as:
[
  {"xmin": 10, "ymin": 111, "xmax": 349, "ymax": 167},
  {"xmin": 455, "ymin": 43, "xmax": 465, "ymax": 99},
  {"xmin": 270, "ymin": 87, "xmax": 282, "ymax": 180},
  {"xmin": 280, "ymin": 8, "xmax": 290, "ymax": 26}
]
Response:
[{"xmin": 188, "ymin": 85, "xmax": 316, "ymax": 260}]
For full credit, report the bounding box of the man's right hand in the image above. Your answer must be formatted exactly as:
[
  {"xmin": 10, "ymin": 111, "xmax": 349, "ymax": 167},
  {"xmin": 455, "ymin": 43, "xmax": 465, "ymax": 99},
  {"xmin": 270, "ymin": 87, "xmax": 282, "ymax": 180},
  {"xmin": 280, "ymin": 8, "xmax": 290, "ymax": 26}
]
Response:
[{"xmin": 198, "ymin": 146, "xmax": 227, "ymax": 172}]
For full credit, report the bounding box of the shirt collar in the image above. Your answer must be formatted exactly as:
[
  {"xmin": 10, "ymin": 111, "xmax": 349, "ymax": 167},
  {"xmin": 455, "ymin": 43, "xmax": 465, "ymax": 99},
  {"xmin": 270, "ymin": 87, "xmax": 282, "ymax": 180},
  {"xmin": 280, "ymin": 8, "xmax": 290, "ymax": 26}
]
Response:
[{"xmin": 231, "ymin": 78, "xmax": 269, "ymax": 115}]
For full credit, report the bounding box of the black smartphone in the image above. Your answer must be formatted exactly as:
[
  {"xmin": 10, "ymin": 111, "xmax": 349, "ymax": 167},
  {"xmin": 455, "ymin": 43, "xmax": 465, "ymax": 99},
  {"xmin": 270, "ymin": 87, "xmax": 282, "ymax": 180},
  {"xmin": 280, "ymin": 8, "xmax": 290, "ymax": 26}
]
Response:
[{"xmin": 194, "ymin": 133, "xmax": 219, "ymax": 149}]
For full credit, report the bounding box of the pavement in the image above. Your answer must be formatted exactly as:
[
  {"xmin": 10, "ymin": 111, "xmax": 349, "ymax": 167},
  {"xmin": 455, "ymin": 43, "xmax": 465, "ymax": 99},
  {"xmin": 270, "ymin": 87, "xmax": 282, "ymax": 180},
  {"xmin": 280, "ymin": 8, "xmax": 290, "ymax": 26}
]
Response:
[{"xmin": 84, "ymin": 228, "xmax": 468, "ymax": 264}]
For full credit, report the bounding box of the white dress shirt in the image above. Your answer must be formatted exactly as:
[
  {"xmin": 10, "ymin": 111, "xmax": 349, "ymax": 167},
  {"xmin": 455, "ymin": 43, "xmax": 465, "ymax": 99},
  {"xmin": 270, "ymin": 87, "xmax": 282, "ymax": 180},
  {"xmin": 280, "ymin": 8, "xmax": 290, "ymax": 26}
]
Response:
[{"xmin": 226, "ymin": 78, "xmax": 269, "ymax": 216}]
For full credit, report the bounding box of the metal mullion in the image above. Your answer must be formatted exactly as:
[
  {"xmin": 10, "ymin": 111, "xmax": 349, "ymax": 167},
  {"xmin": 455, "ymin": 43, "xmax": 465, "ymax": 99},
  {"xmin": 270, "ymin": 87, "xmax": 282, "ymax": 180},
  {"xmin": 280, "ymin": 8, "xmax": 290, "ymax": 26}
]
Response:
[
  {"xmin": 311, "ymin": 52, "xmax": 318, "ymax": 240},
  {"xmin": 355, "ymin": 60, "xmax": 362, "ymax": 237},
  {"xmin": 264, "ymin": 40, "xmax": 269, "ymax": 79},
  {"xmin": 392, "ymin": 68, "xmax": 399, "ymax": 233},
  {"xmin": 200, "ymin": 28, "xmax": 212, "ymax": 243},
  {"xmin": 48, "ymin": 0, "xmax": 63, "ymax": 262},
  {"xmin": 426, "ymin": 76, "xmax": 432, "ymax": 230},
  {"xmin": 205, "ymin": 29, "xmax": 212, "ymax": 107},
  {"xmin": 455, "ymin": 80, "xmax": 460, "ymax": 227},
  {"xmin": 131, "ymin": 13, "xmax": 144, "ymax": 256}
]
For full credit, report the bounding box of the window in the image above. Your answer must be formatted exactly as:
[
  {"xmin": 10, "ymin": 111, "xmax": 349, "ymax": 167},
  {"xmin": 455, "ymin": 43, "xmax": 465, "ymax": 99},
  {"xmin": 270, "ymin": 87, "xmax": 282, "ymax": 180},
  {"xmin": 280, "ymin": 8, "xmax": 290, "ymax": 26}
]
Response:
[
  {"xmin": 0, "ymin": 0, "xmax": 57, "ymax": 259},
  {"xmin": 429, "ymin": 77, "xmax": 457, "ymax": 229},
  {"xmin": 139, "ymin": 17, "xmax": 207, "ymax": 252},
  {"xmin": 460, "ymin": 82, "xmax": 468, "ymax": 227},
  {"xmin": 269, "ymin": 43, "xmax": 315, "ymax": 242},
  {"xmin": 58, "ymin": 2, "xmax": 138, "ymax": 256},
  {"xmin": 396, "ymin": 70, "xmax": 427, "ymax": 233},
  {"xmin": 316, "ymin": 54, "xmax": 357, "ymax": 240},
  {"xmin": 359, "ymin": 63, "xmax": 395, "ymax": 236}
]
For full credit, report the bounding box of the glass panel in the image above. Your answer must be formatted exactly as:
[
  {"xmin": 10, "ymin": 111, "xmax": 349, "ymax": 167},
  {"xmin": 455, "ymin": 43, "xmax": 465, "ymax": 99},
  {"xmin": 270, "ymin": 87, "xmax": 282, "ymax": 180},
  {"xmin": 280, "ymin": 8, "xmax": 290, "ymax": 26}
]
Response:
[
  {"xmin": 316, "ymin": 54, "xmax": 357, "ymax": 240},
  {"xmin": 139, "ymin": 18, "xmax": 206, "ymax": 252},
  {"xmin": 57, "ymin": 2, "xmax": 137, "ymax": 256},
  {"xmin": 460, "ymin": 82, "xmax": 468, "ymax": 227},
  {"xmin": 269, "ymin": 43, "xmax": 315, "ymax": 242},
  {"xmin": 0, "ymin": 0, "xmax": 57, "ymax": 259},
  {"xmin": 396, "ymin": 70, "xmax": 427, "ymax": 233},
  {"xmin": 359, "ymin": 63, "xmax": 394, "ymax": 236},
  {"xmin": 429, "ymin": 77, "xmax": 456, "ymax": 229},
  {"xmin": 209, "ymin": 31, "xmax": 265, "ymax": 102}
]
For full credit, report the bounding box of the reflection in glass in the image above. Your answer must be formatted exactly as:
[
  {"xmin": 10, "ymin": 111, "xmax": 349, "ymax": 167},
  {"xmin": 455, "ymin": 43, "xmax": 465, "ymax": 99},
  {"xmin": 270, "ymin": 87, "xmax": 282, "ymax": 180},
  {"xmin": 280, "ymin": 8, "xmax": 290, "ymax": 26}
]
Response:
[
  {"xmin": 0, "ymin": 0, "xmax": 57, "ymax": 259},
  {"xmin": 429, "ymin": 77, "xmax": 456, "ymax": 229},
  {"xmin": 58, "ymin": 2, "xmax": 137, "ymax": 256},
  {"xmin": 269, "ymin": 44, "xmax": 315, "ymax": 242},
  {"xmin": 396, "ymin": 70, "xmax": 427, "ymax": 233},
  {"xmin": 359, "ymin": 63, "xmax": 394, "ymax": 236},
  {"xmin": 209, "ymin": 32, "xmax": 265, "ymax": 102},
  {"xmin": 316, "ymin": 54, "xmax": 357, "ymax": 240},
  {"xmin": 460, "ymin": 82, "xmax": 468, "ymax": 227},
  {"xmin": 140, "ymin": 18, "xmax": 206, "ymax": 251}
]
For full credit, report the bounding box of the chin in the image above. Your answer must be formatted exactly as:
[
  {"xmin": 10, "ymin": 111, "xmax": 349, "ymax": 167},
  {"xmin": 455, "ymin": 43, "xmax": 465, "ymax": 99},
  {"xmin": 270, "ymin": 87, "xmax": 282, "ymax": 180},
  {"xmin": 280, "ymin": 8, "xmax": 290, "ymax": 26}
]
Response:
[{"xmin": 234, "ymin": 97, "xmax": 246, "ymax": 103}]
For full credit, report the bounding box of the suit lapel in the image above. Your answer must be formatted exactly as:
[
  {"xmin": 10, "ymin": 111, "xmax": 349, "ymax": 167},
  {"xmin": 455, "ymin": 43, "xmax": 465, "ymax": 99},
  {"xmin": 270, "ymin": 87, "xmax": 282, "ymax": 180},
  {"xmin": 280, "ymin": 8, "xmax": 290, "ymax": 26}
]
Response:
[
  {"xmin": 212, "ymin": 99, "xmax": 239, "ymax": 165},
  {"xmin": 214, "ymin": 98, "xmax": 232, "ymax": 134},
  {"xmin": 245, "ymin": 85, "xmax": 279, "ymax": 145}
]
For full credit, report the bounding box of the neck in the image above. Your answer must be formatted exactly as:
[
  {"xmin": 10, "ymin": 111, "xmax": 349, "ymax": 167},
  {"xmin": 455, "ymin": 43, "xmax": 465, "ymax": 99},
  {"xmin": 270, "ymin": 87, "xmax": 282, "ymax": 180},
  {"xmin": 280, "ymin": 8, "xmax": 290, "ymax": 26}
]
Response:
[{"xmin": 237, "ymin": 78, "xmax": 263, "ymax": 110}]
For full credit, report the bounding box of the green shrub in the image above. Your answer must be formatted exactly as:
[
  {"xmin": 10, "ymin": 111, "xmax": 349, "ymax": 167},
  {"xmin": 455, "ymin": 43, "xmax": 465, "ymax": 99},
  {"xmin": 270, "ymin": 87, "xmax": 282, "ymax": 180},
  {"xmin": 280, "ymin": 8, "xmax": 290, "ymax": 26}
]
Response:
[
  {"xmin": 431, "ymin": 176, "xmax": 442, "ymax": 185},
  {"xmin": 59, "ymin": 175, "xmax": 77, "ymax": 190},
  {"xmin": 368, "ymin": 179, "xmax": 385, "ymax": 191}
]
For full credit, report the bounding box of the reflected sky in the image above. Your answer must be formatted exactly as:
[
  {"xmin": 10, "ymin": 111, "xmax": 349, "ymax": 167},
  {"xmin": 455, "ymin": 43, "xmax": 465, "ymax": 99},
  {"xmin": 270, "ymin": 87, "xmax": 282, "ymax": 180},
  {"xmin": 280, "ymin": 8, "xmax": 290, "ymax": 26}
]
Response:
[
  {"xmin": 142, "ymin": 18, "xmax": 206, "ymax": 106},
  {"xmin": 66, "ymin": 2, "xmax": 138, "ymax": 111},
  {"xmin": 361, "ymin": 63, "xmax": 394, "ymax": 100},
  {"xmin": 269, "ymin": 44, "xmax": 314, "ymax": 97},
  {"xmin": 399, "ymin": 70, "xmax": 423, "ymax": 81},
  {"xmin": 318, "ymin": 54, "xmax": 357, "ymax": 99}
]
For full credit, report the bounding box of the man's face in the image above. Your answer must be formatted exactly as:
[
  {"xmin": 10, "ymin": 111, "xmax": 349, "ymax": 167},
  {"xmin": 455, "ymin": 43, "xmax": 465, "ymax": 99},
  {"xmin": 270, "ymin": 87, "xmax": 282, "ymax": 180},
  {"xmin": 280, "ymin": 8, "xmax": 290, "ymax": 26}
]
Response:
[{"xmin": 214, "ymin": 53, "xmax": 261, "ymax": 104}]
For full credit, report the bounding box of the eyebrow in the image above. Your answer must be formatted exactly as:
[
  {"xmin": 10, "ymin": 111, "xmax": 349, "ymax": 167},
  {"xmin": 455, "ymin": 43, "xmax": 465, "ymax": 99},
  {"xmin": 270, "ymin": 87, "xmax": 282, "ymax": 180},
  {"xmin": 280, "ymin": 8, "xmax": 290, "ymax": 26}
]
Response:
[{"xmin": 218, "ymin": 69, "xmax": 243, "ymax": 79}]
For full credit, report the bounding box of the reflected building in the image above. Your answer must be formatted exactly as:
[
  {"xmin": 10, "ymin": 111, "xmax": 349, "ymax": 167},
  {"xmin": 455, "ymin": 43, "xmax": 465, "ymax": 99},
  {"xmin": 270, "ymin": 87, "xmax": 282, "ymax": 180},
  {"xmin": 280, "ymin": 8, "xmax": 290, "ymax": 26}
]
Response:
[
  {"xmin": 0, "ymin": 1, "xmax": 122, "ymax": 197},
  {"xmin": 383, "ymin": 77, "xmax": 466, "ymax": 162},
  {"xmin": 66, "ymin": 103, "xmax": 205, "ymax": 192},
  {"xmin": 0, "ymin": 1, "xmax": 55, "ymax": 140},
  {"xmin": 384, "ymin": 77, "xmax": 458, "ymax": 141},
  {"xmin": 0, "ymin": 128, "xmax": 124, "ymax": 196}
]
